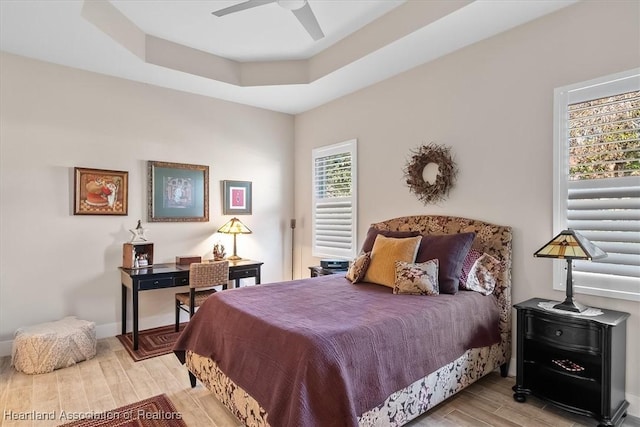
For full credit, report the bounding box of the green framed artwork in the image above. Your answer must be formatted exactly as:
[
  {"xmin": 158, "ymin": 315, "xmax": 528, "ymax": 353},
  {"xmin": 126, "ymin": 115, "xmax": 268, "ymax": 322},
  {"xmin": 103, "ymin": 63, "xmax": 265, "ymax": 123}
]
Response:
[{"xmin": 147, "ymin": 161, "xmax": 209, "ymax": 222}]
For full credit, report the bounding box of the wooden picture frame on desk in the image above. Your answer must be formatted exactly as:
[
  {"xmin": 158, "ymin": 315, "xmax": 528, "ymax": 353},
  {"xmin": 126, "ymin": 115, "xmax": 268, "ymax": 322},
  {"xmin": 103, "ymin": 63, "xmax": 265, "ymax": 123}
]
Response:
[{"xmin": 122, "ymin": 243, "xmax": 154, "ymax": 269}]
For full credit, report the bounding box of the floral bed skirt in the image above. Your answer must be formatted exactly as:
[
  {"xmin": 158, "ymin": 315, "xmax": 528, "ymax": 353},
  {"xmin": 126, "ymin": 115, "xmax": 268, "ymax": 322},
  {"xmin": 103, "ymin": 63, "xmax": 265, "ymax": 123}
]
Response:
[{"xmin": 186, "ymin": 337, "xmax": 507, "ymax": 427}]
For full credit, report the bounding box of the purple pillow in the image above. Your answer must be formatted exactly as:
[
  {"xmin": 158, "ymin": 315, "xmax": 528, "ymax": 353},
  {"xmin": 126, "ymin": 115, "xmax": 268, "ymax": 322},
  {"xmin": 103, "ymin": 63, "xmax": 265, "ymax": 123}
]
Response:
[
  {"xmin": 415, "ymin": 232, "xmax": 476, "ymax": 294},
  {"xmin": 360, "ymin": 227, "xmax": 421, "ymax": 254}
]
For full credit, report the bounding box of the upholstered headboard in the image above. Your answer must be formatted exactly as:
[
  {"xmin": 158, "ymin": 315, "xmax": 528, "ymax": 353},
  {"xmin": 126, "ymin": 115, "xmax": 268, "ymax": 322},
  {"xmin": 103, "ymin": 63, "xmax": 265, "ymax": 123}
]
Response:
[{"xmin": 370, "ymin": 215, "xmax": 513, "ymax": 358}]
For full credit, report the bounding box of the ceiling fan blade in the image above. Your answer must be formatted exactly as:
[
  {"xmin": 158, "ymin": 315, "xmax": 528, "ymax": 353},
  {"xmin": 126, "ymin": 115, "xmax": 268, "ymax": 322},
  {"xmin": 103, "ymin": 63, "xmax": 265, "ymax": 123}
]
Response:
[
  {"xmin": 212, "ymin": 0, "xmax": 276, "ymax": 17},
  {"xmin": 291, "ymin": 2, "xmax": 324, "ymax": 41}
]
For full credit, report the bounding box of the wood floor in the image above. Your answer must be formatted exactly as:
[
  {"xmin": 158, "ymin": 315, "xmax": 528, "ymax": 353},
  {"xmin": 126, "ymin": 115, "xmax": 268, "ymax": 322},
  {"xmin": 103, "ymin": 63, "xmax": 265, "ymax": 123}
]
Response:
[{"xmin": 0, "ymin": 337, "xmax": 637, "ymax": 427}]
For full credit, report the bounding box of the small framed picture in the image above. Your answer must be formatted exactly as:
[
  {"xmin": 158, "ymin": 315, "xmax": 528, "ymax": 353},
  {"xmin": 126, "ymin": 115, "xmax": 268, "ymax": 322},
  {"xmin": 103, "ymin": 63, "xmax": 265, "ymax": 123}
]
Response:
[
  {"xmin": 222, "ymin": 180, "xmax": 252, "ymax": 215},
  {"xmin": 148, "ymin": 161, "xmax": 209, "ymax": 222},
  {"xmin": 74, "ymin": 167, "xmax": 128, "ymax": 215}
]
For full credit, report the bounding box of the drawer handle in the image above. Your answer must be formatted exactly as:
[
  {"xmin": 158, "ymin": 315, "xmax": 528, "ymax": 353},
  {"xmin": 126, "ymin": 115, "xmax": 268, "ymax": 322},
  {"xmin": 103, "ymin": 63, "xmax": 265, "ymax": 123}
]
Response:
[
  {"xmin": 555, "ymin": 329, "xmax": 563, "ymax": 337},
  {"xmin": 154, "ymin": 280, "xmax": 159, "ymax": 285}
]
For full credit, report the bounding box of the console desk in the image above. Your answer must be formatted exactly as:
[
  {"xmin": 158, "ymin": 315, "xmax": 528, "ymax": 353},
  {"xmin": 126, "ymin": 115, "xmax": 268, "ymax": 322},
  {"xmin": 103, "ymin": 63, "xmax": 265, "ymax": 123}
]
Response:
[{"xmin": 120, "ymin": 259, "xmax": 263, "ymax": 350}]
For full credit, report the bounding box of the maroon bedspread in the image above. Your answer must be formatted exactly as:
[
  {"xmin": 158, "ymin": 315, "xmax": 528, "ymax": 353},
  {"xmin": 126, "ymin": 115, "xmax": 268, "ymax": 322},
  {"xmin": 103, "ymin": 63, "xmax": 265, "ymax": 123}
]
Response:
[{"xmin": 173, "ymin": 275, "xmax": 500, "ymax": 427}]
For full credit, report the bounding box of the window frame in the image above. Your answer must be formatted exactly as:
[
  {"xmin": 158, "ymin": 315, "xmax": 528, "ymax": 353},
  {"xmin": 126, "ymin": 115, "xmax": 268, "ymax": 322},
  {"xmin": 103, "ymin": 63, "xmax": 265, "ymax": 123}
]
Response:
[
  {"xmin": 553, "ymin": 68, "xmax": 640, "ymax": 302},
  {"xmin": 311, "ymin": 139, "xmax": 358, "ymax": 260}
]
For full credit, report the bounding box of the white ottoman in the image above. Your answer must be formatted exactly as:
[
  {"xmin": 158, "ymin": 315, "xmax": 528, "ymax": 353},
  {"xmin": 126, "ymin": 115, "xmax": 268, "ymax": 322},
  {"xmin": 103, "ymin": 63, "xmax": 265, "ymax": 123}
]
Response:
[{"xmin": 11, "ymin": 316, "xmax": 97, "ymax": 374}]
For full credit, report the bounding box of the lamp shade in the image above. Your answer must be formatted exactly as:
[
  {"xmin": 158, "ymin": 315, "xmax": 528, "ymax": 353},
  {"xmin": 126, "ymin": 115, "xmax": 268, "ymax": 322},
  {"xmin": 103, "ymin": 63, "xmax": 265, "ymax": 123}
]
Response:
[
  {"xmin": 217, "ymin": 218, "xmax": 251, "ymax": 260},
  {"xmin": 534, "ymin": 229, "xmax": 606, "ymax": 260},
  {"xmin": 534, "ymin": 229, "xmax": 606, "ymax": 313},
  {"xmin": 217, "ymin": 217, "xmax": 252, "ymax": 235}
]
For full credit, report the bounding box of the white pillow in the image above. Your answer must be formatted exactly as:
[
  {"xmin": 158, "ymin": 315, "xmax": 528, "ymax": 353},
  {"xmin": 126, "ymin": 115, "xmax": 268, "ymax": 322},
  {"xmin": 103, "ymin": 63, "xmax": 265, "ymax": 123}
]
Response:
[{"xmin": 462, "ymin": 253, "xmax": 501, "ymax": 296}]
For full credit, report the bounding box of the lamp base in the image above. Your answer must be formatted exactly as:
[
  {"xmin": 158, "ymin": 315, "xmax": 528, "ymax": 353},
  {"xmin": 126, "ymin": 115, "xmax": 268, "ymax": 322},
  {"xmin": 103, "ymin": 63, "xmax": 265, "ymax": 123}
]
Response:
[
  {"xmin": 553, "ymin": 298, "xmax": 588, "ymax": 313},
  {"xmin": 226, "ymin": 255, "xmax": 242, "ymax": 261}
]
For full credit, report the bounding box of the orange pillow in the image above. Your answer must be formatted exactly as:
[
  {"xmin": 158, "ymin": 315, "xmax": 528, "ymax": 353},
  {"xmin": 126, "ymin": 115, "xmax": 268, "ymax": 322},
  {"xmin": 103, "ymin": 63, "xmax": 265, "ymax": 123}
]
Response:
[{"xmin": 363, "ymin": 235, "xmax": 422, "ymax": 287}]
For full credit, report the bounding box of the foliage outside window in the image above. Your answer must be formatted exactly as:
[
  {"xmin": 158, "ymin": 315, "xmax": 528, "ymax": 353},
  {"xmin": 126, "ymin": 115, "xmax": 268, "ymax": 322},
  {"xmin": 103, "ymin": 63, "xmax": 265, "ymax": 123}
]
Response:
[
  {"xmin": 554, "ymin": 69, "xmax": 640, "ymax": 301},
  {"xmin": 568, "ymin": 92, "xmax": 639, "ymax": 179},
  {"xmin": 312, "ymin": 140, "xmax": 357, "ymax": 259}
]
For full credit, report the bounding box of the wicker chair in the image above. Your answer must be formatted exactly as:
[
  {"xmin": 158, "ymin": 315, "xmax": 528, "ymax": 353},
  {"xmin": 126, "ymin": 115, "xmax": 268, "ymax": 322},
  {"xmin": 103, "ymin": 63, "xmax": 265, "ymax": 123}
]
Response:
[{"xmin": 175, "ymin": 261, "xmax": 230, "ymax": 332}]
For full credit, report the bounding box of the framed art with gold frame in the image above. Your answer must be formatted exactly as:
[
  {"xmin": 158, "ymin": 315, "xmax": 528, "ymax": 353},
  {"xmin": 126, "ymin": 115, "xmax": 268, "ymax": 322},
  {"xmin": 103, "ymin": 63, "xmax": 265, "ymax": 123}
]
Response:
[
  {"xmin": 74, "ymin": 167, "xmax": 128, "ymax": 215},
  {"xmin": 148, "ymin": 161, "xmax": 209, "ymax": 222}
]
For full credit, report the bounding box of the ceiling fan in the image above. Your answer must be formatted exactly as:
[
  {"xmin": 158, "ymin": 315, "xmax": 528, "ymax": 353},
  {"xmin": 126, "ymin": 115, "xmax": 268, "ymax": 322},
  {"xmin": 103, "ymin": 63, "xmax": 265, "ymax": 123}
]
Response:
[{"xmin": 212, "ymin": 0, "xmax": 325, "ymax": 41}]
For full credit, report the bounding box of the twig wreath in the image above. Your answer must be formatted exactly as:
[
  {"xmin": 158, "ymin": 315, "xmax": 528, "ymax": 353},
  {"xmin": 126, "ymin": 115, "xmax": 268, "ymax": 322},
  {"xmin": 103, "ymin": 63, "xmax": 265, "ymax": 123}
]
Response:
[{"xmin": 403, "ymin": 143, "xmax": 458, "ymax": 204}]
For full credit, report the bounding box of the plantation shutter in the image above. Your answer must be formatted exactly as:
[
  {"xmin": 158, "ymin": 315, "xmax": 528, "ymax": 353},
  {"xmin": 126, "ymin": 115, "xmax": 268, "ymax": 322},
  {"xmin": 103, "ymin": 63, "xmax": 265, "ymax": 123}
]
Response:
[
  {"xmin": 568, "ymin": 177, "xmax": 639, "ymax": 283},
  {"xmin": 312, "ymin": 140, "xmax": 357, "ymax": 259},
  {"xmin": 555, "ymin": 69, "xmax": 640, "ymax": 300}
]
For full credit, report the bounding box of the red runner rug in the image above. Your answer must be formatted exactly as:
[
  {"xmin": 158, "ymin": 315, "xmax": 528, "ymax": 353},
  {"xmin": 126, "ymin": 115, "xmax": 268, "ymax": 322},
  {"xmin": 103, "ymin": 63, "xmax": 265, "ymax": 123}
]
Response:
[
  {"xmin": 117, "ymin": 324, "xmax": 186, "ymax": 362},
  {"xmin": 58, "ymin": 394, "xmax": 186, "ymax": 427}
]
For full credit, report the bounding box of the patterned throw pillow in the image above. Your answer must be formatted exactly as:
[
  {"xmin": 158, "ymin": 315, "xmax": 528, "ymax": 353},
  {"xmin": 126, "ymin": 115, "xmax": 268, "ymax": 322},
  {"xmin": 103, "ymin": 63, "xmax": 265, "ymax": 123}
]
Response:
[
  {"xmin": 346, "ymin": 252, "xmax": 371, "ymax": 283},
  {"xmin": 460, "ymin": 253, "xmax": 501, "ymax": 295},
  {"xmin": 393, "ymin": 259, "xmax": 439, "ymax": 296},
  {"xmin": 460, "ymin": 249, "xmax": 483, "ymax": 286}
]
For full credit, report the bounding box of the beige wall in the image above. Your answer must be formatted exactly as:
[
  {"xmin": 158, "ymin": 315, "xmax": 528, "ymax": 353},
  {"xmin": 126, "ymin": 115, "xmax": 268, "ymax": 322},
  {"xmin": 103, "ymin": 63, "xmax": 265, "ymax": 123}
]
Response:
[
  {"xmin": 0, "ymin": 53, "xmax": 294, "ymax": 351},
  {"xmin": 293, "ymin": 1, "xmax": 640, "ymax": 415}
]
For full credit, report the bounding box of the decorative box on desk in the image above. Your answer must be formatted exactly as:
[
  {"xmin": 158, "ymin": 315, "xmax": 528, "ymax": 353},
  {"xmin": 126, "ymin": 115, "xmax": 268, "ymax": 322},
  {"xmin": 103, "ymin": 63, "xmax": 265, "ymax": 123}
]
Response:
[
  {"xmin": 176, "ymin": 255, "xmax": 201, "ymax": 265},
  {"xmin": 122, "ymin": 243, "xmax": 154, "ymax": 268},
  {"xmin": 512, "ymin": 298, "xmax": 629, "ymax": 427}
]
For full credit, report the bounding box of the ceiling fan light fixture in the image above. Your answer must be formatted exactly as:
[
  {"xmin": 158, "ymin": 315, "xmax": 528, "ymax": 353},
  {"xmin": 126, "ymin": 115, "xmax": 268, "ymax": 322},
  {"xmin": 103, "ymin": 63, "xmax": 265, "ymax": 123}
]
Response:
[
  {"xmin": 277, "ymin": 0, "xmax": 307, "ymax": 11},
  {"xmin": 212, "ymin": 0, "xmax": 323, "ymax": 41}
]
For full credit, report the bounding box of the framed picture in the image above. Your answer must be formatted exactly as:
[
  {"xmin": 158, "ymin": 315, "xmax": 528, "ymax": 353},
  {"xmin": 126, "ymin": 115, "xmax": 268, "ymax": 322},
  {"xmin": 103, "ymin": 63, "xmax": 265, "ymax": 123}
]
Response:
[
  {"xmin": 222, "ymin": 180, "xmax": 252, "ymax": 215},
  {"xmin": 74, "ymin": 167, "xmax": 128, "ymax": 215},
  {"xmin": 148, "ymin": 161, "xmax": 209, "ymax": 222}
]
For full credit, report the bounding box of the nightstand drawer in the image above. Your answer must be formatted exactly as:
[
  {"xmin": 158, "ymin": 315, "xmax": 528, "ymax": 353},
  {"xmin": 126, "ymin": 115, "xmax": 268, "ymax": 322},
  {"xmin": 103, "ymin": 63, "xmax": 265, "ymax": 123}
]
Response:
[{"xmin": 525, "ymin": 313, "xmax": 601, "ymax": 353}]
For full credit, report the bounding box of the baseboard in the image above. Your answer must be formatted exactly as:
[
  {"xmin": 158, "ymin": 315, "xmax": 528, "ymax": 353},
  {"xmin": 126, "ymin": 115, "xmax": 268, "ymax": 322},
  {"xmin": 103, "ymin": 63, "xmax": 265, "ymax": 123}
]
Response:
[
  {"xmin": 0, "ymin": 313, "xmax": 177, "ymax": 358},
  {"xmin": 628, "ymin": 393, "xmax": 640, "ymax": 419},
  {"xmin": 626, "ymin": 414, "xmax": 640, "ymax": 425},
  {"xmin": 508, "ymin": 356, "xmax": 517, "ymax": 376}
]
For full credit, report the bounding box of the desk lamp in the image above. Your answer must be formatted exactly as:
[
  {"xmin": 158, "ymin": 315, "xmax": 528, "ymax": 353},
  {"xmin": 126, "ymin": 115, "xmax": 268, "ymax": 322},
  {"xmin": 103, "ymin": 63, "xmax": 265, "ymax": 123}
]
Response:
[
  {"xmin": 534, "ymin": 229, "xmax": 606, "ymax": 312},
  {"xmin": 218, "ymin": 217, "xmax": 252, "ymax": 260}
]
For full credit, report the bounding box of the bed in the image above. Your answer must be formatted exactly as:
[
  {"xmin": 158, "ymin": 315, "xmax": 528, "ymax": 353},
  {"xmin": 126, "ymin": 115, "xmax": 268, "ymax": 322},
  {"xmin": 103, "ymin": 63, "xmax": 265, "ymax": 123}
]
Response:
[{"xmin": 173, "ymin": 215, "xmax": 512, "ymax": 426}]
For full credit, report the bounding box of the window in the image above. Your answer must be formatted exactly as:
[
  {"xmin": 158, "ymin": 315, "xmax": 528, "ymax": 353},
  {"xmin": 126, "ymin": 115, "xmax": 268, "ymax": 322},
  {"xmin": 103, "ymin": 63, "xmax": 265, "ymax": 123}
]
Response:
[
  {"xmin": 312, "ymin": 139, "xmax": 357, "ymax": 259},
  {"xmin": 554, "ymin": 69, "xmax": 640, "ymax": 301}
]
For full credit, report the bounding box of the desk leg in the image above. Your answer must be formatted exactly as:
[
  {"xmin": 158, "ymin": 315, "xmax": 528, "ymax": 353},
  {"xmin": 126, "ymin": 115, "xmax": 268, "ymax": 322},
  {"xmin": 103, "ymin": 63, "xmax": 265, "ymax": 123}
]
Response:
[
  {"xmin": 121, "ymin": 284, "xmax": 127, "ymax": 335},
  {"xmin": 132, "ymin": 286, "xmax": 139, "ymax": 351},
  {"xmin": 256, "ymin": 269, "xmax": 261, "ymax": 285}
]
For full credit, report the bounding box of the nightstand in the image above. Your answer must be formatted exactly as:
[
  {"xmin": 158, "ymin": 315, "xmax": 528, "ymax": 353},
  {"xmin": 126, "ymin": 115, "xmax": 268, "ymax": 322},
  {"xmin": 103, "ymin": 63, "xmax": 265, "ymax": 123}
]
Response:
[
  {"xmin": 513, "ymin": 298, "xmax": 629, "ymax": 427},
  {"xmin": 308, "ymin": 266, "xmax": 347, "ymax": 277}
]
